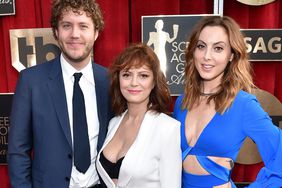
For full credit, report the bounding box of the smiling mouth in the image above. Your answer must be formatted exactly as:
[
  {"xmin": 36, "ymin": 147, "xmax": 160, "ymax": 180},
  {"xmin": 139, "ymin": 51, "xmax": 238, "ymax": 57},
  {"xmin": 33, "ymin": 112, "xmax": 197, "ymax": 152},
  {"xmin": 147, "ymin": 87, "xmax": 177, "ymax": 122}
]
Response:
[
  {"xmin": 69, "ymin": 43, "xmax": 82, "ymax": 47},
  {"xmin": 202, "ymin": 64, "xmax": 214, "ymax": 71},
  {"xmin": 128, "ymin": 90, "xmax": 141, "ymax": 94}
]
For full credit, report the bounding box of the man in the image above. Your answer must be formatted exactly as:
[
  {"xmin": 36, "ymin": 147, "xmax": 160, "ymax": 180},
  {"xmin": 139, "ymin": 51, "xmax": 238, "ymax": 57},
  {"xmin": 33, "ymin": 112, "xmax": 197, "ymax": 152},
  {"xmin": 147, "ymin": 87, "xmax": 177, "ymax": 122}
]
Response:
[{"xmin": 8, "ymin": 0, "xmax": 113, "ymax": 187}]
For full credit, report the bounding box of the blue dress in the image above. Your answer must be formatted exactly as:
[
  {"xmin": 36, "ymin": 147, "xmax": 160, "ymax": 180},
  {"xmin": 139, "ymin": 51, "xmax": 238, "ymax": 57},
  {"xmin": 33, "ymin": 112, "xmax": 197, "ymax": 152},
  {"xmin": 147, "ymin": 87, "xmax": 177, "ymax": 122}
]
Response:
[{"xmin": 173, "ymin": 90, "xmax": 282, "ymax": 188}]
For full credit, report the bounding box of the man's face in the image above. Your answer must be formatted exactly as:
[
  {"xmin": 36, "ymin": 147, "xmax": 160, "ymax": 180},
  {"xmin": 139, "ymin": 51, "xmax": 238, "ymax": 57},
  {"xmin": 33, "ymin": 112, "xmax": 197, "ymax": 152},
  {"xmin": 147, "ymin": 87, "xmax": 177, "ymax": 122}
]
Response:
[{"xmin": 55, "ymin": 9, "xmax": 98, "ymax": 69}]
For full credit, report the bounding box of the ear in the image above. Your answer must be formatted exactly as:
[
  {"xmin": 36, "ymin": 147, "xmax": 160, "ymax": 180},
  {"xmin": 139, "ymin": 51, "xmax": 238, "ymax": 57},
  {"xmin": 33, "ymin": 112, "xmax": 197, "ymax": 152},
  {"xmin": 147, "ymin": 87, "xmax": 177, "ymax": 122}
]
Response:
[
  {"xmin": 94, "ymin": 30, "xmax": 99, "ymax": 41},
  {"xmin": 230, "ymin": 53, "xmax": 234, "ymax": 62},
  {"xmin": 55, "ymin": 29, "xmax": 59, "ymax": 40}
]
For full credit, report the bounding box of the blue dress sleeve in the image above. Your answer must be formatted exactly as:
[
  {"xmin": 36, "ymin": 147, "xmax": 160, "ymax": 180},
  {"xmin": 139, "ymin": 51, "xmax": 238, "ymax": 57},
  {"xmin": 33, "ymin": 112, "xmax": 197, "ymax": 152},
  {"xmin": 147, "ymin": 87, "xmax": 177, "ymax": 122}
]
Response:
[{"xmin": 241, "ymin": 96, "xmax": 282, "ymax": 188}]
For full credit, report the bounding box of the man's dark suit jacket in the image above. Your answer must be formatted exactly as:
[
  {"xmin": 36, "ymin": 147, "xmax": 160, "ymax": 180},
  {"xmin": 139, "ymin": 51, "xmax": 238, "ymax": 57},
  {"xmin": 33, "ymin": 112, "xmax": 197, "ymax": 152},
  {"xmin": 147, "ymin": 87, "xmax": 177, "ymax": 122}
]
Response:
[{"xmin": 8, "ymin": 56, "xmax": 113, "ymax": 188}]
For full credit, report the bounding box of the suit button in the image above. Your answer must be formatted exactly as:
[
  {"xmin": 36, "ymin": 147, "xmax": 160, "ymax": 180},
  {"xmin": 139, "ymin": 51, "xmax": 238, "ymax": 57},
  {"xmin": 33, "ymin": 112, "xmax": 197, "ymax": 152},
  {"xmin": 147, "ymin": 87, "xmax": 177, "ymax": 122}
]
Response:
[
  {"xmin": 68, "ymin": 154, "xmax": 72, "ymax": 159},
  {"xmin": 65, "ymin": 177, "xmax": 70, "ymax": 181}
]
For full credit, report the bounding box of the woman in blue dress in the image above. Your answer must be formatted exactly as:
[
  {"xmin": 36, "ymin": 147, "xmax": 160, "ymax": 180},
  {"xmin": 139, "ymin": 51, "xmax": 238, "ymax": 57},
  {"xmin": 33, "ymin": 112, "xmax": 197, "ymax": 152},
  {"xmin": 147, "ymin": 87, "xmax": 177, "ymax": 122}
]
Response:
[{"xmin": 173, "ymin": 16, "xmax": 282, "ymax": 188}]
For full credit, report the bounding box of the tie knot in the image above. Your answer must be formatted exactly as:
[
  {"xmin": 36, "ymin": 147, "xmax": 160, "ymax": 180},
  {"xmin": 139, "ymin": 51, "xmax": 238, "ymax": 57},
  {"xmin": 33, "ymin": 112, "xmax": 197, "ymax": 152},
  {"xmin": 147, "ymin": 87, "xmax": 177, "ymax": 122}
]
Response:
[{"xmin": 74, "ymin": 72, "xmax": 83, "ymax": 83}]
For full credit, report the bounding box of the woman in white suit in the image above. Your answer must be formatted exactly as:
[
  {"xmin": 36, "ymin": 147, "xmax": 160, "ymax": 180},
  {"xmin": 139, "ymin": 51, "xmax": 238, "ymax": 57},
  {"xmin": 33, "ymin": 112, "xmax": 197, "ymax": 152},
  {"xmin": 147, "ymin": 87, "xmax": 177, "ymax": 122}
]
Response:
[{"xmin": 96, "ymin": 43, "xmax": 182, "ymax": 188}]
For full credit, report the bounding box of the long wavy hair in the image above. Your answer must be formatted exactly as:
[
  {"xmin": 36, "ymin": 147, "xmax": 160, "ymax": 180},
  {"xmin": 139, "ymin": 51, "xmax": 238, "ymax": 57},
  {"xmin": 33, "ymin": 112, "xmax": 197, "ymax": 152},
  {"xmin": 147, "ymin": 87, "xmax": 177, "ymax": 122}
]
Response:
[
  {"xmin": 109, "ymin": 43, "xmax": 171, "ymax": 116},
  {"xmin": 182, "ymin": 16, "xmax": 255, "ymax": 113},
  {"xmin": 50, "ymin": 0, "xmax": 104, "ymax": 40}
]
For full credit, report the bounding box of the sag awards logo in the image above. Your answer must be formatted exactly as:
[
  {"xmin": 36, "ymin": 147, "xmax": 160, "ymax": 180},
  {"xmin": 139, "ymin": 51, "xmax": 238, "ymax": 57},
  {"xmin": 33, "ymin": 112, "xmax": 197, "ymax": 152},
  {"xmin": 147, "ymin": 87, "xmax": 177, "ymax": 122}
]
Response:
[
  {"xmin": 146, "ymin": 18, "xmax": 187, "ymax": 95},
  {"xmin": 147, "ymin": 19, "xmax": 179, "ymax": 77}
]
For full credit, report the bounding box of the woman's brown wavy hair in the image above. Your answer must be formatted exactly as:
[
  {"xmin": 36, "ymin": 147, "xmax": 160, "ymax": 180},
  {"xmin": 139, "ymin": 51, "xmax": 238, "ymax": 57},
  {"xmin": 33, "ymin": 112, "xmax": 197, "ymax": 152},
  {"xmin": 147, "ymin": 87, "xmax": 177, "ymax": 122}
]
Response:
[
  {"xmin": 50, "ymin": 0, "xmax": 104, "ymax": 40},
  {"xmin": 183, "ymin": 16, "xmax": 255, "ymax": 113},
  {"xmin": 109, "ymin": 43, "xmax": 171, "ymax": 116}
]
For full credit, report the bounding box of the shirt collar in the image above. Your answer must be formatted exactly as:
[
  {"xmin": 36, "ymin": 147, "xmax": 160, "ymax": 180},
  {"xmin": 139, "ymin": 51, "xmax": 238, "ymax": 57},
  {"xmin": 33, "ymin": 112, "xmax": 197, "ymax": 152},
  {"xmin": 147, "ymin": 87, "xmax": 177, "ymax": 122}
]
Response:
[{"xmin": 60, "ymin": 54, "xmax": 95, "ymax": 85}]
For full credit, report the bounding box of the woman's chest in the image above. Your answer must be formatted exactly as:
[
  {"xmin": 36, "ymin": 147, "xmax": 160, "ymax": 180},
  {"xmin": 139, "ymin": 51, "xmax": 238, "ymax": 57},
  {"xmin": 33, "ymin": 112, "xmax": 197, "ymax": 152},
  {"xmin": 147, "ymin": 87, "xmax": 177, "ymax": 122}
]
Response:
[{"xmin": 182, "ymin": 110, "xmax": 246, "ymax": 157}]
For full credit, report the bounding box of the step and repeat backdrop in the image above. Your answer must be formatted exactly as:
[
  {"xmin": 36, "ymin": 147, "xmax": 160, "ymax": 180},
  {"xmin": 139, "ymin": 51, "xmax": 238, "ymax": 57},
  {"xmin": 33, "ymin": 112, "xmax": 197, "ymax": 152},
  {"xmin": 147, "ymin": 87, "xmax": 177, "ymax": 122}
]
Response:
[{"xmin": 0, "ymin": 14, "xmax": 281, "ymax": 165}]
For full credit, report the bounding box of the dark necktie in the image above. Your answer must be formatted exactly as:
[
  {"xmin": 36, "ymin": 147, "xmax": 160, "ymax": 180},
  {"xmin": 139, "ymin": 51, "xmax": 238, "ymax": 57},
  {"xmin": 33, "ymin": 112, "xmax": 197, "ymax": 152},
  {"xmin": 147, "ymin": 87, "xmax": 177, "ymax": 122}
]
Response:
[{"xmin": 73, "ymin": 72, "xmax": 91, "ymax": 173}]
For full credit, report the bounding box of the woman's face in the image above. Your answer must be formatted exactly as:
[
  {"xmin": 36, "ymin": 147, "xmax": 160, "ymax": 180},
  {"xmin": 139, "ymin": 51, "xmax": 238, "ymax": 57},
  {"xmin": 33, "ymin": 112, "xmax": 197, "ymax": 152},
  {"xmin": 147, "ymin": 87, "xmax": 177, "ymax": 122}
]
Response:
[
  {"xmin": 193, "ymin": 26, "xmax": 233, "ymax": 85},
  {"xmin": 119, "ymin": 64, "xmax": 155, "ymax": 107}
]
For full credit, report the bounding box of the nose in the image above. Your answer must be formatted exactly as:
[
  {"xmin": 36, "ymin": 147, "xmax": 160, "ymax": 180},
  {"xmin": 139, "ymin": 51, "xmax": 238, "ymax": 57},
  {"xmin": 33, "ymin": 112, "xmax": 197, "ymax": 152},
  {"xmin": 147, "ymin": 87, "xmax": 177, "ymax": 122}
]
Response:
[
  {"xmin": 71, "ymin": 26, "xmax": 80, "ymax": 38},
  {"xmin": 204, "ymin": 47, "xmax": 212, "ymax": 61},
  {"xmin": 130, "ymin": 75, "xmax": 138, "ymax": 86}
]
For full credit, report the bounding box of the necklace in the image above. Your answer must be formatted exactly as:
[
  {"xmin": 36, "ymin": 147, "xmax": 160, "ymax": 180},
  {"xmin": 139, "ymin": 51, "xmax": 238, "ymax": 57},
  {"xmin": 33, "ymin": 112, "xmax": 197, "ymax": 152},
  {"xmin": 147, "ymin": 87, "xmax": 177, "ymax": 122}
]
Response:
[{"xmin": 200, "ymin": 92, "xmax": 217, "ymax": 97}]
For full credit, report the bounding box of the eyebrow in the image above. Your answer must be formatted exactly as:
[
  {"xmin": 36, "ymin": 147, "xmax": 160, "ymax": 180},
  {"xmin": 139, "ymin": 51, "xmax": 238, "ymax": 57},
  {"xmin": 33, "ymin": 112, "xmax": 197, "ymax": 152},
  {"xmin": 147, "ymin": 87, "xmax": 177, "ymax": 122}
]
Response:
[
  {"xmin": 122, "ymin": 69, "xmax": 152, "ymax": 73},
  {"xmin": 198, "ymin": 40, "xmax": 227, "ymax": 46},
  {"xmin": 60, "ymin": 21, "xmax": 90, "ymax": 25}
]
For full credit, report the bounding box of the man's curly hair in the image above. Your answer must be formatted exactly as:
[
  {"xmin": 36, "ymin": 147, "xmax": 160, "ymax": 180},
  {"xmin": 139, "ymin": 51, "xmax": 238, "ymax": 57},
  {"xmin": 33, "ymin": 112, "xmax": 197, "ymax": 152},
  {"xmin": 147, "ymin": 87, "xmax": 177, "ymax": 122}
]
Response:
[{"xmin": 50, "ymin": 0, "xmax": 104, "ymax": 40}]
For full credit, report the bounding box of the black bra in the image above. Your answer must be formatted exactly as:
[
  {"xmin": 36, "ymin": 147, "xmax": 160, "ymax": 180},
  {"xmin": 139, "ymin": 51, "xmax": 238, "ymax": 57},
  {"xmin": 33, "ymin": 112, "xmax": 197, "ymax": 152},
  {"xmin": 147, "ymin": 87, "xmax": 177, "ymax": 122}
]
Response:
[{"xmin": 99, "ymin": 151, "xmax": 125, "ymax": 179}]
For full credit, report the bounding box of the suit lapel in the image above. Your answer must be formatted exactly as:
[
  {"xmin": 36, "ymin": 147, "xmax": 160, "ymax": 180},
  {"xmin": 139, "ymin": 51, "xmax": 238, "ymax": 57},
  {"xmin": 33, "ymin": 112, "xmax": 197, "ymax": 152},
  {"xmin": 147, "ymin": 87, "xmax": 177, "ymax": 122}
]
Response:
[
  {"xmin": 118, "ymin": 112, "xmax": 155, "ymax": 187},
  {"xmin": 93, "ymin": 63, "xmax": 108, "ymax": 151},
  {"xmin": 47, "ymin": 58, "xmax": 72, "ymax": 147}
]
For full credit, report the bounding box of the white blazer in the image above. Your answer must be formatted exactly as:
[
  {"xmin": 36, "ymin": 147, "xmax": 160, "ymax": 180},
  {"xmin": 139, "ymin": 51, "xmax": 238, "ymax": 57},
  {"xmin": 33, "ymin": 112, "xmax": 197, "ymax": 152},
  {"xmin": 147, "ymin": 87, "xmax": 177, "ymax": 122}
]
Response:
[{"xmin": 96, "ymin": 110, "xmax": 181, "ymax": 188}]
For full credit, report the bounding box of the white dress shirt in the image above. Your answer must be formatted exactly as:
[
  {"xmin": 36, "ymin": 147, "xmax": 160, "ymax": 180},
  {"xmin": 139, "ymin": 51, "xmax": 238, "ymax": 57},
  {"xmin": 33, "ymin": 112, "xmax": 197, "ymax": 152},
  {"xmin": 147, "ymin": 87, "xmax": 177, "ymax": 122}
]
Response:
[{"xmin": 61, "ymin": 54, "xmax": 100, "ymax": 188}]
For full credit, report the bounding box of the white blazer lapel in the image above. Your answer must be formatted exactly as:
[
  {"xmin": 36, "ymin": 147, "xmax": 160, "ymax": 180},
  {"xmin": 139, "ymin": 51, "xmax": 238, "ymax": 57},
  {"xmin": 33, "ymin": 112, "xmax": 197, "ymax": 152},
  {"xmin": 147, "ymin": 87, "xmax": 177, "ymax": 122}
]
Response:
[
  {"xmin": 117, "ymin": 111, "xmax": 156, "ymax": 187},
  {"xmin": 96, "ymin": 112, "xmax": 127, "ymax": 188}
]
